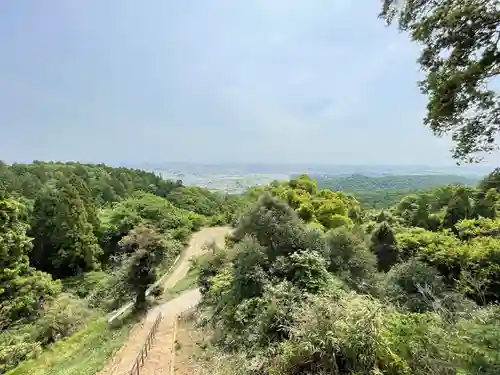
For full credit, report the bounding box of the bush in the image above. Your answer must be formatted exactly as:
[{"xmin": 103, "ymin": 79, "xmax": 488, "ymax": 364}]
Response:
[
  {"xmin": 150, "ymin": 285, "xmax": 164, "ymax": 297},
  {"xmin": 34, "ymin": 293, "xmax": 94, "ymax": 345},
  {"xmin": 269, "ymin": 291, "xmax": 393, "ymax": 375},
  {"xmin": 61, "ymin": 271, "xmax": 108, "ymax": 298},
  {"xmin": 325, "ymin": 227, "xmax": 378, "ymax": 294},
  {"xmin": 383, "ymin": 259, "xmax": 449, "ymax": 313},
  {"xmin": 0, "ymin": 330, "xmax": 42, "ymax": 374}
]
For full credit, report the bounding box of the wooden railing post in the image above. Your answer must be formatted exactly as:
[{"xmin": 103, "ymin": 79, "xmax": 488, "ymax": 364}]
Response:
[{"xmin": 128, "ymin": 312, "xmax": 163, "ymax": 375}]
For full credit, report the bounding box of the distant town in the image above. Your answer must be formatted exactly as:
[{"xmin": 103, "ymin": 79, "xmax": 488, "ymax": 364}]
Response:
[{"xmin": 124, "ymin": 162, "xmax": 494, "ymax": 194}]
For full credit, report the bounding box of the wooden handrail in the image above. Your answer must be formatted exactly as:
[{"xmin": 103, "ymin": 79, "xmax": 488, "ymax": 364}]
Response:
[{"xmin": 128, "ymin": 312, "xmax": 163, "ymax": 375}]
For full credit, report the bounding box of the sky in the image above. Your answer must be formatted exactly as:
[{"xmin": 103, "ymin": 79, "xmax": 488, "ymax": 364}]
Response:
[{"xmin": 0, "ymin": 0, "xmax": 498, "ymax": 167}]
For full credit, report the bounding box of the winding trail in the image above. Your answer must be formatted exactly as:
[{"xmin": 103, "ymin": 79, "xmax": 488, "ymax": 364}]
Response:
[{"xmin": 97, "ymin": 227, "xmax": 230, "ymax": 375}]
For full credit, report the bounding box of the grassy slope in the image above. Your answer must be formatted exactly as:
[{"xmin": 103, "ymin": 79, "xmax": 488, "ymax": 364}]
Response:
[
  {"xmin": 161, "ymin": 252, "xmax": 212, "ymax": 301},
  {"xmin": 6, "ymin": 236, "xmax": 215, "ymax": 375},
  {"xmin": 6, "ymin": 317, "xmax": 135, "ymax": 375}
]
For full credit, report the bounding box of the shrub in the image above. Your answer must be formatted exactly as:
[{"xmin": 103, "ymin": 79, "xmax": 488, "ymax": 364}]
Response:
[
  {"xmin": 383, "ymin": 259, "xmax": 449, "ymax": 313},
  {"xmin": 0, "ymin": 330, "xmax": 42, "ymax": 374},
  {"xmin": 34, "ymin": 293, "xmax": 94, "ymax": 345},
  {"xmin": 325, "ymin": 227, "xmax": 378, "ymax": 294}
]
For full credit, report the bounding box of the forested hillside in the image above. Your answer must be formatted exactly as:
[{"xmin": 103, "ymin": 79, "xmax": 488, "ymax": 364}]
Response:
[
  {"xmin": 313, "ymin": 173, "xmax": 478, "ymax": 209},
  {"xmin": 195, "ymin": 172, "xmax": 500, "ymax": 374},
  {"xmin": 5, "ymin": 162, "xmax": 500, "ymax": 374},
  {"xmin": 0, "ymin": 161, "xmax": 244, "ymax": 374}
]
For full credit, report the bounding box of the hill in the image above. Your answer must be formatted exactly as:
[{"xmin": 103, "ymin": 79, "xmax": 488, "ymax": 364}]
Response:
[{"xmin": 312, "ymin": 173, "xmax": 479, "ymax": 208}]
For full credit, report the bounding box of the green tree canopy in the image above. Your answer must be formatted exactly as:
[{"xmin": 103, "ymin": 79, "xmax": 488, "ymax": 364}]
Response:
[
  {"xmin": 30, "ymin": 183, "xmax": 101, "ymax": 278},
  {"xmin": 0, "ymin": 195, "xmax": 60, "ymax": 329},
  {"xmin": 380, "ymin": 0, "xmax": 500, "ymax": 163}
]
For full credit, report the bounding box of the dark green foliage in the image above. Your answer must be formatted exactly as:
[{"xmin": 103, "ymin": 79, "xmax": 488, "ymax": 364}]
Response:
[
  {"xmin": 473, "ymin": 189, "xmax": 498, "ymax": 218},
  {"xmin": 314, "ymin": 173, "xmax": 477, "ymax": 208},
  {"xmin": 30, "ymin": 184, "xmax": 102, "ymax": 279},
  {"xmin": 198, "ymin": 247, "xmax": 231, "ymax": 295},
  {"xmin": 165, "ymin": 186, "xmax": 224, "ymax": 216},
  {"xmin": 370, "ymin": 221, "xmax": 399, "ymax": 272},
  {"xmin": 383, "ymin": 259, "xmax": 450, "ymax": 313},
  {"xmin": 99, "ymin": 192, "xmax": 204, "ymax": 262},
  {"xmin": 443, "ymin": 187, "xmax": 474, "ymax": 229},
  {"xmin": 198, "ymin": 193, "xmax": 334, "ymax": 350},
  {"xmin": 194, "ymin": 172, "xmax": 500, "ymax": 375},
  {"xmin": 0, "ymin": 160, "xmax": 245, "ymax": 373},
  {"xmin": 120, "ymin": 226, "xmax": 170, "ymax": 309},
  {"xmin": 0, "ymin": 161, "xmax": 180, "ymax": 203},
  {"xmin": 380, "ymin": 0, "xmax": 500, "ymax": 163},
  {"xmin": 480, "ymin": 168, "xmax": 500, "ymax": 193},
  {"xmin": 325, "ymin": 227, "xmax": 378, "ymax": 294}
]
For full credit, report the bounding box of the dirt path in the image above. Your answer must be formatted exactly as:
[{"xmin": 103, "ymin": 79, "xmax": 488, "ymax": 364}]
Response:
[{"xmin": 97, "ymin": 227, "xmax": 230, "ymax": 375}]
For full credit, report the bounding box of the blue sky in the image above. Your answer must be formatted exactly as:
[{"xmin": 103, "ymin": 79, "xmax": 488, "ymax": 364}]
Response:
[{"xmin": 0, "ymin": 0, "xmax": 498, "ymax": 166}]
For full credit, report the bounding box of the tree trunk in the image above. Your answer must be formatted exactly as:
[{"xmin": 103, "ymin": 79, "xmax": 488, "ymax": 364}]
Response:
[{"xmin": 135, "ymin": 289, "xmax": 147, "ymax": 311}]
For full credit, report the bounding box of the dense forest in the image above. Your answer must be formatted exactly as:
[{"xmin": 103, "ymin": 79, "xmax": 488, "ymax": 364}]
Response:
[
  {"xmin": 3, "ymin": 161, "xmax": 500, "ymax": 374},
  {"xmin": 196, "ymin": 172, "xmax": 500, "ymax": 374},
  {"xmin": 313, "ymin": 173, "xmax": 478, "ymax": 209},
  {"xmin": 0, "ymin": 161, "xmax": 247, "ymax": 373}
]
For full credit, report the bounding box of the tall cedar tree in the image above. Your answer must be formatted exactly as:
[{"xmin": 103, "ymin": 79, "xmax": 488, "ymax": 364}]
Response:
[
  {"xmin": 30, "ymin": 182, "xmax": 101, "ymax": 279},
  {"xmin": 0, "ymin": 195, "xmax": 60, "ymax": 329}
]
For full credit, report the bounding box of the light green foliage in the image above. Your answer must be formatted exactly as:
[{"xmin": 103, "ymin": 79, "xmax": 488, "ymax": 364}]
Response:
[
  {"xmin": 99, "ymin": 192, "xmax": 203, "ymax": 262},
  {"xmin": 288, "ymin": 174, "xmax": 318, "ymax": 195},
  {"xmin": 165, "ymin": 186, "xmax": 223, "ymax": 216},
  {"xmin": 455, "ymin": 217, "xmax": 500, "ymax": 240},
  {"xmin": 5, "ymin": 162, "xmax": 500, "ymax": 374},
  {"xmin": 269, "ymin": 292, "xmax": 394, "ymax": 375},
  {"xmin": 5, "ymin": 318, "xmax": 135, "ymax": 375},
  {"xmin": 396, "ymin": 227, "xmax": 460, "ymax": 261},
  {"xmin": 263, "ymin": 174, "xmax": 361, "ymax": 231},
  {"xmin": 199, "ymin": 172, "xmax": 500, "ymax": 375},
  {"xmin": 34, "ymin": 293, "xmax": 94, "ymax": 345},
  {"xmin": 380, "ymin": 0, "xmax": 500, "ymax": 163}
]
